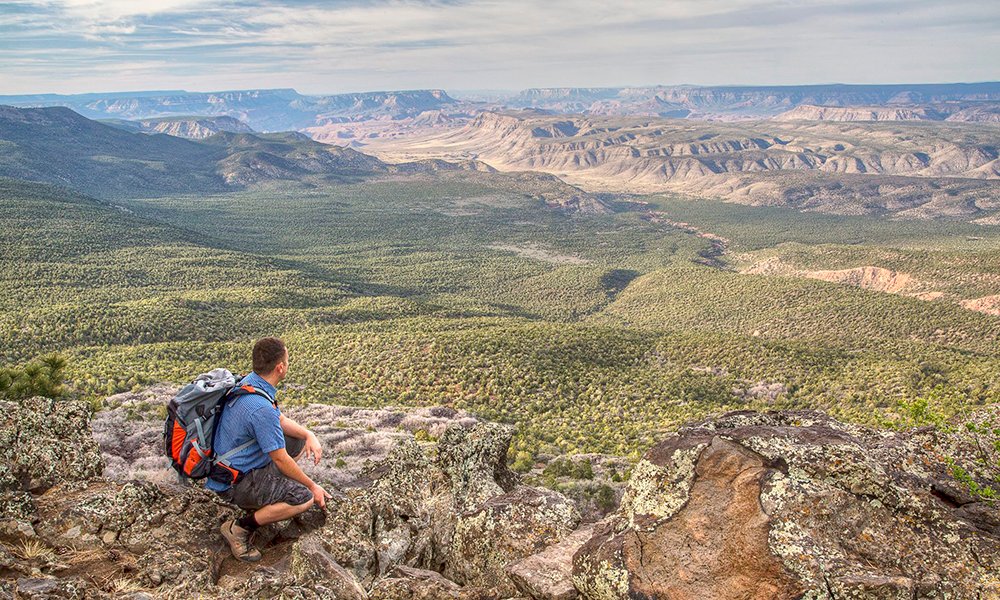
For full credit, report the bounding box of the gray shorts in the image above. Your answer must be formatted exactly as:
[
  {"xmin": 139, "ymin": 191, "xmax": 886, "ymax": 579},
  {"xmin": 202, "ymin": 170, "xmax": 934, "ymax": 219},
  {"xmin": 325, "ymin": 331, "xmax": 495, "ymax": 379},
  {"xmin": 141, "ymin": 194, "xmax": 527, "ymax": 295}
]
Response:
[{"xmin": 217, "ymin": 435, "xmax": 312, "ymax": 511}]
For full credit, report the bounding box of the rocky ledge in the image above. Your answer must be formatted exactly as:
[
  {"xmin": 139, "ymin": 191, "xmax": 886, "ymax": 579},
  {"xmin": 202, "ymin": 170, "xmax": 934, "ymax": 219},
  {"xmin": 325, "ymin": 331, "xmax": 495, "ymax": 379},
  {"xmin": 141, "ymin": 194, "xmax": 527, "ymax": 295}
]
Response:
[{"xmin": 0, "ymin": 397, "xmax": 997, "ymax": 599}]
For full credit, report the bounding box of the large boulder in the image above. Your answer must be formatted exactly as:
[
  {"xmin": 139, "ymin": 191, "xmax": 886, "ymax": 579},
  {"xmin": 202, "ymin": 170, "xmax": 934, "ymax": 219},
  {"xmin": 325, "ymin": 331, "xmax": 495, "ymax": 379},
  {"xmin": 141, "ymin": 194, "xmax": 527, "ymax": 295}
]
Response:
[
  {"xmin": 311, "ymin": 422, "xmax": 581, "ymax": 597},
  {"xmin": 447, "ymin": 485, "xmax": 579, "ymax": 596},
  {"xmin": 0, "ymin": 397, "xmax": 104, "ymax": 522},
  {"xmin": 572, "ymin": 409, "xmax": 1000, "ymax": 599},
  {"xmin": 437, "ymin": 423, "xmax": 580, "ymax": 595},
  {"xmin": 437, "ymin": 422, "xmax": 519, "ymax": 511}
]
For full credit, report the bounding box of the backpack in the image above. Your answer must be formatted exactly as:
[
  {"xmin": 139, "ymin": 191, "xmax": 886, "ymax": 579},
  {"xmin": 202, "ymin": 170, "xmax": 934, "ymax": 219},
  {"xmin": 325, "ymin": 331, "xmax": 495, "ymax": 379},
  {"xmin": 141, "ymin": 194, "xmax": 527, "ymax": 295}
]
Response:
[{"xmin": 163, "ymin": 368, "xmax": 273, "ymax": 485}]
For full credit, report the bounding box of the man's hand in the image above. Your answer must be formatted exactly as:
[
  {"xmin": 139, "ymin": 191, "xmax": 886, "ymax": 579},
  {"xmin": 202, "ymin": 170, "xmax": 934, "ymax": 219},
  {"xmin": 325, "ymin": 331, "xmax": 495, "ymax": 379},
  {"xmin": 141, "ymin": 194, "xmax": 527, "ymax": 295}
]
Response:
[
  {"xmin": 310, "ymin": 483, "xmax": 333, "ymax": 509},
  {"xmin": 303, "ymin": 431, "xmax": 323, "ymax": 466}
]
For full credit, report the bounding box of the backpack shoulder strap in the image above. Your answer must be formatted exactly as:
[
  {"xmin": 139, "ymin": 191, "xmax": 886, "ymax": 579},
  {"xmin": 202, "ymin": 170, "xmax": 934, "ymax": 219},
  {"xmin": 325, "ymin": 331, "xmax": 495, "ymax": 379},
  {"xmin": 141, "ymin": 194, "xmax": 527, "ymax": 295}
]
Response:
[
  {"xmin": 215, "ymin": 439, "xmax": 256, "ymax": 463},
  {"xmin": 227, "ymin": 384, "xmax": 276, "ymax": 407}
]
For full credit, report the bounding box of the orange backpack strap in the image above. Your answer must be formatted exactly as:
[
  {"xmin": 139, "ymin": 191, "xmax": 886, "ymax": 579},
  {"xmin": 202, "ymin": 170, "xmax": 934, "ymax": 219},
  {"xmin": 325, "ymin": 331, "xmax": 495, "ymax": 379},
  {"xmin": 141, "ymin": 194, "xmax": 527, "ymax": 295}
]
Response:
[{"xmin": 227, "ymin": 384, "xmax": 276, "ymax": 407}]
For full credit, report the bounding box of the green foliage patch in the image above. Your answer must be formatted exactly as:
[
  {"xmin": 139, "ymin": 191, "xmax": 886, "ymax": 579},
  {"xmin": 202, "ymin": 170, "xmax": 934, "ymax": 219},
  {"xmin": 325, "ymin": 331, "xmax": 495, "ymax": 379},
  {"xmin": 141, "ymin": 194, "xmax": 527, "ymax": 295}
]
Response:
[{"xmin": 3, "ymin": 177, "xmax": 999, "ymax": 458}]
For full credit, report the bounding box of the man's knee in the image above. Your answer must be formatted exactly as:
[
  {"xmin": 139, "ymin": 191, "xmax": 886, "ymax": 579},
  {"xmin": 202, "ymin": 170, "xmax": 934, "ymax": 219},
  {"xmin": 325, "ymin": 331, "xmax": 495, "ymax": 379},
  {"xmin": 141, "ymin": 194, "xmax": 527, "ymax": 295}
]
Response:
[
  {"xmin": 292, "ymin": 497, "xmax": 314, "ymax": 514},
  {"xmin": 285, "ymin": 435, "xmax": 306, "ymax": 461}
]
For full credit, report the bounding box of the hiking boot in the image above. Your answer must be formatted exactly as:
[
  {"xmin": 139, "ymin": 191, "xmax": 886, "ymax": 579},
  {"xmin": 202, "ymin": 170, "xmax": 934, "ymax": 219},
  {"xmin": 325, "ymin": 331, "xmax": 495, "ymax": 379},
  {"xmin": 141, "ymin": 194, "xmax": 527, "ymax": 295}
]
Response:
[{"xmin": 220, "ymin": 519, "xmax": 261, "ymax": 562}]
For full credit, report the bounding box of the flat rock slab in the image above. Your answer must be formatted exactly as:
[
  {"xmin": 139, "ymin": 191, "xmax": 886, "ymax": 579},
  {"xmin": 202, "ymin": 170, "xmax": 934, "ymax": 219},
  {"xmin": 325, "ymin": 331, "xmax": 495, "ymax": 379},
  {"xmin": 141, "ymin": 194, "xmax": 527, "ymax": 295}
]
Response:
[{"xmin": 507, "ymin": 523, "xmax": 595, "ymax": 600}]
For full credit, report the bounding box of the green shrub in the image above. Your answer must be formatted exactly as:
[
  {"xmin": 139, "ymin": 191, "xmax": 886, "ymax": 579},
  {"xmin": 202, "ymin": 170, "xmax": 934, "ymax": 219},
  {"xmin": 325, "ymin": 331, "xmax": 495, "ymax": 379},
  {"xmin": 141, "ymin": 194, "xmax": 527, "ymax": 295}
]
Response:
[
  {"xmin": 511, "ymin": 451, "xmax": 535, "ymax": 473},
  {"xmin": 594, "ymin": 484, "xmax": 617, "ymax": 511}
]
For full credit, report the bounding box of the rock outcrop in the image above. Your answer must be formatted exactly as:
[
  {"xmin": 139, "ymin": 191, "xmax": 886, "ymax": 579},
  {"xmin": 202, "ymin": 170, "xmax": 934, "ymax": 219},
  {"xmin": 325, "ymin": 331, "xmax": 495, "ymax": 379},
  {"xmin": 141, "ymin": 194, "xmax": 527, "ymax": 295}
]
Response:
[
  {"xmin": 0, "ymin": 397, "xmax": 579, "ymax": 598},
  {"xmin": 2, "ymin": 396, "xmax": 998, "ymax": 598},
  {"xmin": 572, "ymin": 409, "xmax": 1000, "ymax": 599},
  {"xmin": 0, "ymin": 397, "xmax": 104, "ymax": 522}
]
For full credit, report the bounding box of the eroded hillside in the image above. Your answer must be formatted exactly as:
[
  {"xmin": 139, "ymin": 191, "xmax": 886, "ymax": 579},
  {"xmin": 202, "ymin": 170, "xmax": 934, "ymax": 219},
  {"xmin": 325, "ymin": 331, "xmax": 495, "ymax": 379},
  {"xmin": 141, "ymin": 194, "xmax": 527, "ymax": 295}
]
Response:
[
  {"xmin": 104, "ymin": 115, "xmax": 256, "ymax": 139},
  {"xmin": 362, "ymin": 112, "xmax": 1000, "ymax": 221}
]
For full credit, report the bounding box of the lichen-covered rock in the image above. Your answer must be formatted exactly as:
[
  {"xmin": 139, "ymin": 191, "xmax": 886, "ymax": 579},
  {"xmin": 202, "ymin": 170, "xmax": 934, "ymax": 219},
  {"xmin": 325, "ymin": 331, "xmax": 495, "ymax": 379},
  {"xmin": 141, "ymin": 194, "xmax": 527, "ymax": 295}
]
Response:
[
  {"xmin": 0, "ymin": 397, "xmax": 104, "ymax": 523},
  {"xmin": 309, "ymin": 437, "xmax": 454, "ymax": 586},
  {"xmin": 314, "ymin": 489, "xmax": 380, "ymax": 585},
  {"xmin": 370, "ymin": 565, "xmax": 490, "ymax": 600},
  {"xmin": 433, "ymin": 424, "xmax": 580, "ymax": 596},
  {"xmin": 0, "ymin": 394, "xmax": 578, "ymax": 597},
  {"xmin": 507, "ymin": 524, "xmax": 594, "ymax": 600},
  {"xmin": 437, "ymin": 423, "xmax": 519, "ymax": 511},
  {"xmin": 288, "ymin": 534, "xmax": 367, "ymax": 599},
  {"xmin": 30, "ymin": 478, "xmax": 237, "ymax": 593},
  {"xmin": 307, "ymin": 421, "xmax": 579, "ymax": 598},
  {"xmin": 448, "ymin": 486, "xmax": 580, "ymax": 596},
  {"xmin": 572, "ymin": 409, "xmax": 1000, "ymax": 599}
]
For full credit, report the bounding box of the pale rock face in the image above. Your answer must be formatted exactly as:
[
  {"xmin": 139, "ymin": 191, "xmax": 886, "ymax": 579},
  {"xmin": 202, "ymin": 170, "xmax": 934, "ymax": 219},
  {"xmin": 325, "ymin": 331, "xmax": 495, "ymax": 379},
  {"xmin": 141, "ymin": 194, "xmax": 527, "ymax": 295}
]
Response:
[
  {"xmin": 133, "ymin": 116, "xmax": 255, "ymax": 139},
  {"xmin": 961, "ymin": 294, "xmax": 1000, "ymax": 316},
  {"xmin": 362, "ymin": 111, "xmax": 1000, "ymax": 220},
  {"xmin": 774, "ymin": 105, "xmax": 941, "ymax": 122}
]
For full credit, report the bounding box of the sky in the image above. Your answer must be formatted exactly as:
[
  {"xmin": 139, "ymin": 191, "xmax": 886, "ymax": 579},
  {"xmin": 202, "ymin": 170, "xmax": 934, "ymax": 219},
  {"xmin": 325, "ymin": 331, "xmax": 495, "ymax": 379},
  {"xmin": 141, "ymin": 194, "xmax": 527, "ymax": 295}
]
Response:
[{"xmin": 0, "ymin": 0, "xmax": 998, "ymax": 95}]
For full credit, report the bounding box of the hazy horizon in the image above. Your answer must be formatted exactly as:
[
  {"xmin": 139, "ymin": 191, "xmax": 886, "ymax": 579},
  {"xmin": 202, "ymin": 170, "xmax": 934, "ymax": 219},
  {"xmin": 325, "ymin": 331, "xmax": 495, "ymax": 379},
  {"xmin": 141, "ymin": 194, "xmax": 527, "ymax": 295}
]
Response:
[
  {"xmin": 5, "ymin": 80, "xmax": 1000, "ymax": 99},
  {"xmin": 2, "ymin": 0, "xmax": 998, "ymax": 96}
]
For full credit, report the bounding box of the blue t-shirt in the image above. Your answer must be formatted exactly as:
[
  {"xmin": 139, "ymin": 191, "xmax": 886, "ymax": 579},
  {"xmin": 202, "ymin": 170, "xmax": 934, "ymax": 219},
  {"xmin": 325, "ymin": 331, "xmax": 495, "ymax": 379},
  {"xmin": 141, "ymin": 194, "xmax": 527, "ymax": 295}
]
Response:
[{"xmin": 205, "ymin": 371, "xmax": 285, "ymax": 492}]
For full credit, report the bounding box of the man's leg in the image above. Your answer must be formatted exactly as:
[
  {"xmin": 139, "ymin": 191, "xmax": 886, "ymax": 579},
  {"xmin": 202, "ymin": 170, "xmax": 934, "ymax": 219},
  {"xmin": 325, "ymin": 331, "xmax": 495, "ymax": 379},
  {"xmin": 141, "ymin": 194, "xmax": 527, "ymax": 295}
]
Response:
[
  {"xmin": 220, "ymin": 463, "xmax": 314, "ymax": 561},
  {"xmin": 252, "ymin": 497, "xmax": 313, "ymax": 525},
  {"xmin": 251, "ymin": 461, "xmax": 314, "ymax": 524},
  {"xmin": 285, "ymin": 434, "xmax": 306, "ymax": 461}
]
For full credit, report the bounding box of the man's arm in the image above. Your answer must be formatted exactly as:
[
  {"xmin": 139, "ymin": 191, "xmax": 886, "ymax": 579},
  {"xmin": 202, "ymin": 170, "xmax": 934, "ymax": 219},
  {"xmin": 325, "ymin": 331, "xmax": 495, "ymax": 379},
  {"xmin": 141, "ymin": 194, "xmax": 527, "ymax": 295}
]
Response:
[
  {"xmin": 269, "ymin": 447, "xmax": 331, "ymax": 508},
  {"xmin": 279, "ymin": 414, "xmax": 323, "ymax": 465},
  {"xmin": 248, "ymin": 404, "xmax": 330, "ymax": 508}
]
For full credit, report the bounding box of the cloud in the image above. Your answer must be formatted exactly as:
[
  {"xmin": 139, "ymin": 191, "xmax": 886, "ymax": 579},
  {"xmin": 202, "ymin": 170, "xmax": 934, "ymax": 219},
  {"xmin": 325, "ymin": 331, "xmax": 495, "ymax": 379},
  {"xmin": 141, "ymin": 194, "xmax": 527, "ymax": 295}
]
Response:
[
  {"xmin": 0, "ymin": 0, "xmax": 996, "ymax": 94},
  {"xmin": 25, "ymin": 0, "xmax": 215, "ymax": 20}
]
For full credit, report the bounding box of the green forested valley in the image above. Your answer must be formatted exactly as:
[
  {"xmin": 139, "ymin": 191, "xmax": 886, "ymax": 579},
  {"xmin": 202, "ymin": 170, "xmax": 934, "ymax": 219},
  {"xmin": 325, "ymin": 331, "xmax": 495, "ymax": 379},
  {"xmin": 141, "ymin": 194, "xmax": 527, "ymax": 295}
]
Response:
[{"xmin": 3, "ymin": 173, "xmax": 999, "ymax": 460}]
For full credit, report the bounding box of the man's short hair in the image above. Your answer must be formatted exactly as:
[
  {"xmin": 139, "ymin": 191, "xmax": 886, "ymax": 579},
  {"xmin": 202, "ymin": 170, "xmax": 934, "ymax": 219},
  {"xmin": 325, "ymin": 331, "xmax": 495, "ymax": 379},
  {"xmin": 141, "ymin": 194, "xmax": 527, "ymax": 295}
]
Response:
[{"xmin": 253, "ymin": 337, "xmax": 287, "ymax": 374}]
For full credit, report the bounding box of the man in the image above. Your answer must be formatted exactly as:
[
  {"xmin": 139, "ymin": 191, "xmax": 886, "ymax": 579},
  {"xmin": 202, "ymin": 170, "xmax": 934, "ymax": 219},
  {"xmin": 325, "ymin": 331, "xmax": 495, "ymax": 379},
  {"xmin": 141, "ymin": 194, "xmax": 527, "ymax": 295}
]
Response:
[{"xmin": 208, "ymin": 337, "xmax": 332, "ymax": 562}]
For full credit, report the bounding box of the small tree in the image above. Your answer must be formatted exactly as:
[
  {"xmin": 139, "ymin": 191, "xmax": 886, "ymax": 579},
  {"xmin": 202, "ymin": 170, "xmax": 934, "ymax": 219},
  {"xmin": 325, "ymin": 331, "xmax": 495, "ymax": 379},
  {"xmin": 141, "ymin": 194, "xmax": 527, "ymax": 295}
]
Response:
[{"xmin": 0, "ymin": 354, "xmax": 68, "ymax": 401}]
